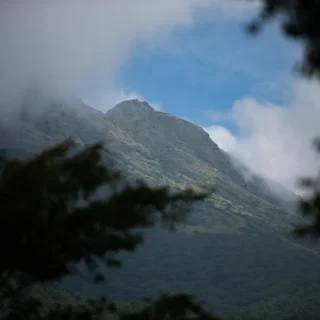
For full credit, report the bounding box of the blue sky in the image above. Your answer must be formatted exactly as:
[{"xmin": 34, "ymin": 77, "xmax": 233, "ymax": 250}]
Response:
[{"xmin": 118, "ymin": 16, "xmax": 299, "ymax": 132}]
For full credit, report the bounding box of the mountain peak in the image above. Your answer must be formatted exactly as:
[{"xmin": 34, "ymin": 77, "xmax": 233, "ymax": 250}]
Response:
[
  {"xmin": 106, "ymin": 99, "xmax": 218, "ymax": 150},
  {"xmin": 107, "ymin": 99, "xmax": 156, "ymax": 117}
]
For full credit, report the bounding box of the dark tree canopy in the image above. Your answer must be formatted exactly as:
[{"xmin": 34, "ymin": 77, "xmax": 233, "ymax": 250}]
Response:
[
  {"xmin": 292, "ymin": 138, "xmax": 320, "ymax": 238},
  {"xmin": 249, "ymin": 0, "xmax": 320, "ymax": 78},
  {"xmin": 0, "ymin": 139, "xmax": 217, "ymax": 320}
]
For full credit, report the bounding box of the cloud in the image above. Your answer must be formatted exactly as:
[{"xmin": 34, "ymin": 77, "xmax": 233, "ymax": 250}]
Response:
[
  {"xmin": 151, "ymin": 103, "xmax": 162, "ymax": 112},
  {"xmin": 0, "ymin": 0, "xmax": 256, "ymax": 115},
  {"xmin": 205, "ymin": 125, "xmax": 237, "ymax": 150},
  {"xmin": 204, "ymin": 79, "xmax": 320, "ymax": 193},
  {"xmin": 203, "ymin": 0, "xmax": 260, "ymax": 19},
  {"xmin": 95, "ymin": 90, "xmax": 162, "ymax": 112}
]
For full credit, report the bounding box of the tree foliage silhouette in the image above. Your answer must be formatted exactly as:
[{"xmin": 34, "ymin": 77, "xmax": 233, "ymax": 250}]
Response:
[
  {"xmin": 249, "ymin": 0, "xmax": 320, "ymax": 78},
  {"xmin": 0, "ymin": 139, "xmax": 220, "ymax": 320},
  {"xmin": 291, "ymin": 138, "xmax": 320, "ymax": 238}
]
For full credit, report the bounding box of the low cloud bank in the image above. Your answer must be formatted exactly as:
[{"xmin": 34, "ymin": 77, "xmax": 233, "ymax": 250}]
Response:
[{"xmin": 204, "ymin": 79, "xmax": 320, "ymax": 193}]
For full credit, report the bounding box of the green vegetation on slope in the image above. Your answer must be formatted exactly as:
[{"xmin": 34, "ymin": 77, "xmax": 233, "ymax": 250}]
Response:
[
  {"xmin": 227, "ymin": 285, "xmax": 320, "ymax": 320},
  {"xmin": 1, "ymin": 96, "xmax": 320, "ymax": 315}
]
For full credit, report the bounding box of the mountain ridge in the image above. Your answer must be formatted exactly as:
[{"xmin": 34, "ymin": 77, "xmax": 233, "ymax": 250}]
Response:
[
  {"xmin": 2, "ymin": 95, "xmax": 319, "ymax": 314},
  {"xmin": 0, "ymin": 97, "xmax": 298, "ymax": 232},
  {"xmin": 105, "ymin": 99, "xmax": 298, "ymax": 231}
]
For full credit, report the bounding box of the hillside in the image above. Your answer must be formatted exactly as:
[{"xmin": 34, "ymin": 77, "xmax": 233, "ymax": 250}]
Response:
[
  {"xmin": 1, "ymin": 97, "xmax": 300, "ymax": 234},
  {"xmin": 105, "ymin": 99, "xmax": 298, "ymax": 235},
  {"xmin": 1, "ymin": 96, "xmax": 320, "ymax": 314},
  {"xmin": 227, "ymin": 285, "xmax": 320, "ymax": 320}
]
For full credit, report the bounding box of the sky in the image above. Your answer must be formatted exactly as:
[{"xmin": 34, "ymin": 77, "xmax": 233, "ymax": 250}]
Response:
[
  {"xmin": 116, "ymin": 16, "xmax": 297, "ymax": 127},
  {"xmin": 1, "ymin": 0, "xmax": 320, "ymax": 193}
]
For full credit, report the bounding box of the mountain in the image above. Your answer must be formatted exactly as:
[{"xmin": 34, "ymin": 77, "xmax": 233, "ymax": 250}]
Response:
[
  {"xmin": 227, "ymin": 284, "xmax": 320, "ymax": 320},
  {"xmin": 228, "ymin": 154, "xmax": 299, "ymax": 211},
  {"xmin": 105, "ymin": 99, "xmax": 298, "ymax": 234},
  {"xmin": 1, "ymin": 96, "xmax": 320, "ymax": 315}
]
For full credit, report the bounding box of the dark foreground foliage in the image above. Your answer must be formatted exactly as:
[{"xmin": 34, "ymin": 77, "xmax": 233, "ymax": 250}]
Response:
[
  {"xmin": 0, "ymin": 140, "xmax": 220, "ymax": 320},
  {"xmin": 249, "ymin": 0, "xmax": 320, "ymax": 78}
]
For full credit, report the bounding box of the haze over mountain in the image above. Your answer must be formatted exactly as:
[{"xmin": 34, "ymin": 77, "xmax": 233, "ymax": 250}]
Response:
[
  {"xmin": 1, "ymin": 96, "xmax": 319, "ymax": 314},
  {"xmin": 0, "ymin": 96, "xmax": 298, "ymax": 229}
]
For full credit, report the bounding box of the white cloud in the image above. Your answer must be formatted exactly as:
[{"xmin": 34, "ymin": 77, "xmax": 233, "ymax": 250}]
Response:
[
  {"xmin": 0, "ymin": 0, "xmax": 256, "ymax": 115},
  {"xmin": 204, "ymin": 79, "xmax": 320, "ymax": 193},
  {"xmin": 98, "ymin": 91, "xmax": 144, "ymax": 111},
  {"xmin": 204, "ymin": 0, "xmax": 260, "ymax": 19},
  {"xmin": 151, "ymin": 103, "xmax": 162, "ymax": 112},
  {"xmin": 96, "ymin": 90, "xmax": 162, "ymax": 112},
  {"xmin": 205, "ymin": 125, "xmax": 237, "ymax": 150}
]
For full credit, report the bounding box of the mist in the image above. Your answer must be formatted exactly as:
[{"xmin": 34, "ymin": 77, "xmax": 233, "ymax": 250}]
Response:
[
  {"xmin": 1, "ymin": 0, "xmax": 238, "ymax": 116},
  {"xmin": 205, "ymin": 79, "xmax": 320, "ymax": 195},
  {"xmin": 3, "ymin": 0, "xmax": 303, "ymax": 196}
]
